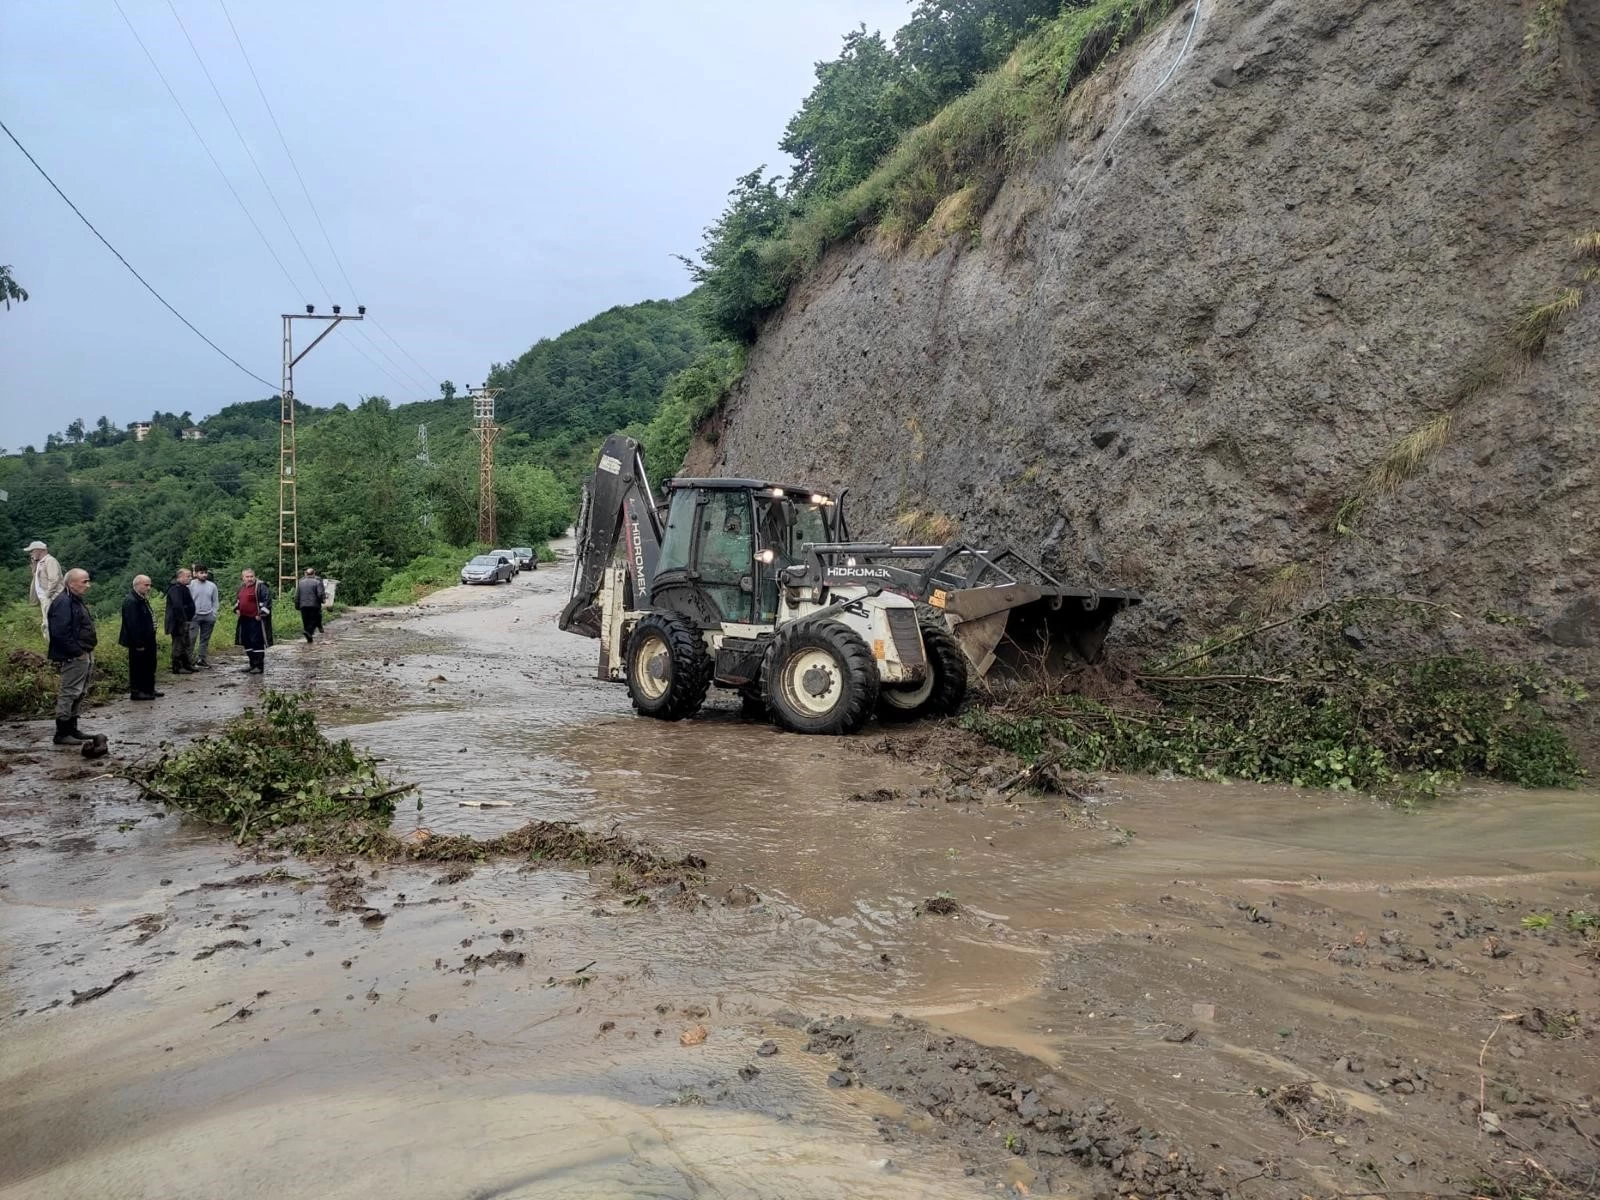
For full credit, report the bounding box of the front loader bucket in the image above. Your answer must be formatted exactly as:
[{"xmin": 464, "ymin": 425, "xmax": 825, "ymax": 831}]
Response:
[{"xmin": 938, "ymin": 586, "xmax": 1139, "ymax": 679}]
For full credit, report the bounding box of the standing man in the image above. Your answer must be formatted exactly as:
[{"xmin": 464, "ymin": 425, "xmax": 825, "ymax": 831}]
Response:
[
  {"xmin": 46, "ymin": 567, "xmax": 95, "ymax": 745},
  {"xmin": 295, "ymin": 567, "xmax": 326, "ymax": 643},
  {"xmin": 188, "ymin": 563, "xmax": 219, "ymax": 667},
  {"xmin": 119, "ymin": 574, "xmax": 163, "ymax": 701},
  {"xmin": 233, "ymin": 568, "xmax": 273, "ymax": 674},
  {"xmin": 164, "ymin": 567, "xmax": 197, "ymax": 674},
  {"xmin": 26, "ymin": 540, "xmax": 63, "ymax": 644}
]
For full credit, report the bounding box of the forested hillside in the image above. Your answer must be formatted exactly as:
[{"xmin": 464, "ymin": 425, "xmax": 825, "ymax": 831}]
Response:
[{"xmin": 0, "ymin": 295, "xmax": 707, "ymax": 611}]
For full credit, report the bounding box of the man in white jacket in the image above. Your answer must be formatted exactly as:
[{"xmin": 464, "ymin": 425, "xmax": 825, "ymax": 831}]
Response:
[{"xmin": 26, "ymin": 540, "xmax": 64, "ymax": 643}]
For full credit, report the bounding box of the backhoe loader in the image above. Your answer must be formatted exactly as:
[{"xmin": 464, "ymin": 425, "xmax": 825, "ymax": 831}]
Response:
[{"xmin": 559, "ymin": 434, "xmax": 1140, "ymax": 735}]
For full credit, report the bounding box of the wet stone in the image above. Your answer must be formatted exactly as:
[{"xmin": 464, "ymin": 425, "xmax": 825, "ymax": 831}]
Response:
[{"xmin": 756, "ymin": 1039, "xmax": 779, "ymax": 1057}]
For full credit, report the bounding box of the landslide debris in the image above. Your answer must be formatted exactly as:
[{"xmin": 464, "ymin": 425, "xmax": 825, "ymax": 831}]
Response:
[
  {"xmin": 132, "ymin": 689, "xmax": 703, "ymax": 886},
  {"xmin": 963, "ymin": 598, "xmax": 1584, "ymax": 799}
]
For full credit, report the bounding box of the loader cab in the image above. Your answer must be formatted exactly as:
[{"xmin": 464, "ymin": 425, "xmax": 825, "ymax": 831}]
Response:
[{"xmin": 653, "ymin": 480, "xmax": 837, "ymax": 628}]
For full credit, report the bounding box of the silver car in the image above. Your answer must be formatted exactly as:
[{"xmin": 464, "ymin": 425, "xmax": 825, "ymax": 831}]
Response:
[{"xmin": 461, "ymin": 553, "xmax": 516, "ymax": 585}]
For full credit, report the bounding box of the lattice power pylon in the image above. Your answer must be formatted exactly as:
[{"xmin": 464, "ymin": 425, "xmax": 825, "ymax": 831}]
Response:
[{"xmin": 469, "ymin": 386, "xmax": 502, "ymax": 544}]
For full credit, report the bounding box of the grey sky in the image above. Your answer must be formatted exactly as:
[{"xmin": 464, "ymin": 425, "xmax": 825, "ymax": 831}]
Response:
[{"xmin": 0, "ymin": 0, "xmax": 910, "ymax": 449}]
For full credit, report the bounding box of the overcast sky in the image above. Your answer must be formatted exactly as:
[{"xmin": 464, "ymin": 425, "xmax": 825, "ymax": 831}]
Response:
[{"xmin": 0, "ymin": 0, "xmax": 910, "ymax": 449}]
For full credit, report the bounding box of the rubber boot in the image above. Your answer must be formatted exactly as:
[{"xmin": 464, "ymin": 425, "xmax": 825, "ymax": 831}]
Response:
[
  {"xmin": 53, "ymin": 719, "xmax": 86, "ymax": 746},
  {"xmin": 69, "ymin": 716, "xmax": 89, "ymax": 740}
]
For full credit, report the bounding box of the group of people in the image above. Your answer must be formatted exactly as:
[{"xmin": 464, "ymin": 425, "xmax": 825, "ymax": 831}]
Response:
[{"xmin": 25, "ymin": 540, "xmax": 328, "ymax": 747}]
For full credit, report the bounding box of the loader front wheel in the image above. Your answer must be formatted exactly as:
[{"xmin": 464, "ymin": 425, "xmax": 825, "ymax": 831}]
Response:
[
  {"xmin": 626, "ymin": 611, "xmax": 712, "ymax": 721},
  {"xmin": 764, "ymin": 620, "xmax": 879, "ymax": 735},
  {"xmin": 880, "ymin": 619, "xmax": 969, "ymax": 722}
]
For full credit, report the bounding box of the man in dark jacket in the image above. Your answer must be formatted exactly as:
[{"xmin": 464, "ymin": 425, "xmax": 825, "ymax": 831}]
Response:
[
  {"xmin": 234, "ymin": 568, "xmax": 274, "ymax": 674},
  {"xmin": 165, "ymin": 567, "xmax": 198, "ymax": 674},
  {"xmin": 295, "ymin": 567, "xmax": 326, "ymax": 643},
  {"xmin": 119, "ymin": 574, "xmax": 164, "ymax": 701},
  {"xmin": 46, "ymin": 567, "xmax": 96, "ymax": 745}
]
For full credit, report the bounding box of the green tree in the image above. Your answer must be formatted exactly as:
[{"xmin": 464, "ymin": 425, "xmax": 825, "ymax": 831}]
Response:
[
  {"xmin": 781, "ymin": 27, "xmax": 902, "ymax": 207},
  {"xmin": 0, "ymin": 265, "xmax": 27, "ymax": 311},
  {"xmin": 679, "ymin": 170, "xmax": 793, "ymax": 342}
]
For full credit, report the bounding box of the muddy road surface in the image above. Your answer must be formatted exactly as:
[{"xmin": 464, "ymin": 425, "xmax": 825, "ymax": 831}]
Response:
[{"xmin": 2, "ymin": 551, "xmax": 1597, "ymax": 1199}]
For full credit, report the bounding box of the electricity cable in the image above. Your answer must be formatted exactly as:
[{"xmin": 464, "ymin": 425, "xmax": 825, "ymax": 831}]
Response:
[
  {"xmin": 165, "ymin": 0, "xmax": 334, "ymax": 302},
  {"xmin": 214, "ymin": 0, "xmax": 444, "ymax": 393},
  {"xmin": 110, "ymin": 0, "xmax": 304, "ymax": 296},
  {"xmin": 1, "ymin": 117, "xmax": 278, "ymax": 390}
]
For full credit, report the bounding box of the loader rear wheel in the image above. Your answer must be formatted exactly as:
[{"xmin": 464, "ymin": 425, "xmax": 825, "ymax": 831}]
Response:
[
  {"xmin": 880, "ymin": 619, "xmax": 969, "ymax": 722},
  {"xmin": 764, "ymin": 620, "xmax": 879, "ymax": 735},
  {"xmin": 626, "ymin": 611, "xmax": 712, "ymax": 721}
]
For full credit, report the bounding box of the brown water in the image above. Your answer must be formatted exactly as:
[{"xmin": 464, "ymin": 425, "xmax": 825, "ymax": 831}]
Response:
[{"xmin": 3, "ymin": 548, "xmax": 1596, "ymax": 1198}]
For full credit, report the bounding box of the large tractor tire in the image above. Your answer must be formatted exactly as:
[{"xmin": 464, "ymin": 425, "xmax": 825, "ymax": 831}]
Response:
[
  {"xmin": 763, "ymin": 619, "xmax": 879, "ymax": 735},
  {"xmin": 626, "ymin": 611, "xmax": 712, "ymax": 721},
  {"xmin": 880, "ymin": 618, "xmax": 969, "ymax": 722}
]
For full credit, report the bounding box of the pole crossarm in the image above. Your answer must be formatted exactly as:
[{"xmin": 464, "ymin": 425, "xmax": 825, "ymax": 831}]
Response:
[{"xmin": 279, "ymin": 310, "xmax": 365, "ymax": 595}]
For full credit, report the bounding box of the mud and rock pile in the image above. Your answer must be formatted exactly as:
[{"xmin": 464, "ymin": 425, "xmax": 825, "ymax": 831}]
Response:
[
  {"xmin": 690, "ymin": 0, "xmax": 1600, "ymax": 701},
  {"xmin": 804, "ymin": 1013, "xmax": 1228, "ymax": 1197}
]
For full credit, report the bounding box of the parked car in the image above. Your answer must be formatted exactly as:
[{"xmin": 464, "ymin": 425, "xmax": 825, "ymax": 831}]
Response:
[
  {"xmin": 511, "ymin": 547, "xmax": 536, "ymax": 572},
  {"xmin": 461, "ymin": 553, "xmax": 516, "ymax": 585}
]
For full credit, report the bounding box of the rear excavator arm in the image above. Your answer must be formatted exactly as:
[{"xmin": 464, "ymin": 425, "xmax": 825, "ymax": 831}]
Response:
[{"xmin": 558, "ymin": 434, "xmax": 664, "ymax": 637}]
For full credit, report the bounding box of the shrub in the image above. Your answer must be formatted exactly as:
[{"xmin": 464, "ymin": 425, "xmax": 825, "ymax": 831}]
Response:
[{"xmin": 139, "ymin": 691, "xmax": 404, "ymax": 844}]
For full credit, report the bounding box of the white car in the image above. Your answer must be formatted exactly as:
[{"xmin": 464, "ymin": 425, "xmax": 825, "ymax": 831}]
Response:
[{"xmin": 461, "ymin": 554, "xmax": 516, "ymax": 585}]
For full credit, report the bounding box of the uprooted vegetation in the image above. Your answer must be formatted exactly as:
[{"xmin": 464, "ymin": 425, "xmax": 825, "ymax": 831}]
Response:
[
  {"xmin": 963, "ymin": 598, "xmax": 1585, "ymax": 800},
  {"xmin": 134, "ymin": 690, "xmax": 698, "ymax": 882}
]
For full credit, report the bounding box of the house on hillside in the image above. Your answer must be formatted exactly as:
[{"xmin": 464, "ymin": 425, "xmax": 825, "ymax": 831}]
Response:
[
  {"xmin": 130, "ymin": 422, "xmax": 151, "ymax": 442},
  {"xmin": 181, "ymin": 427, "xmax": 206, "ymax": 441}
]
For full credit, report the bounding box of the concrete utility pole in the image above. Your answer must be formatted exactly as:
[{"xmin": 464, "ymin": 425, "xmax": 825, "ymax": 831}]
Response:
[
  {"xmin": 468, "ymin": 385, "xmax": 503, "ymax": 545},
  {"xmin": 280, "ymin": 304, "xmax": 363, "ymax": 597}
]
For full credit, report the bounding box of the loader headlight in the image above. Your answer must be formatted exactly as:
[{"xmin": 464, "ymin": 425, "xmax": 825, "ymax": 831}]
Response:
[
  {"xmin": 756, "ymin": 549, "xmax": 775, "ymax": 564},
  {"xmin": 769, "ymin": 487, "xmax": 785, "ymax": 497},
  {"xmin": 810, "ymin": 493, "xmax": 829, "ymax": 505}
]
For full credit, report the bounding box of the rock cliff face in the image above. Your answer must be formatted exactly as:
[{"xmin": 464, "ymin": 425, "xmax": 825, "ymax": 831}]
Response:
[{"xmin": 689, "ymin": 0, "xmax": 1600, "ymax": 686}]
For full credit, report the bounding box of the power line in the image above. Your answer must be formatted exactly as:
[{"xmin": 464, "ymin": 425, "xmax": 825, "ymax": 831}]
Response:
[
  {"xmin": 370, "ymin": 317, "xmax": 441, "ymax": 386},
  {"xmin": 338, "ymin": 328, "xmax": 429, "ymax": 398},
  {"xmin": 215, "ymin": 0, "xmax": 355, "ymax": 297},
  {"xmin": 353, "ymin": 323, "xmax": 436, "ymax": 393},
  {"xmin": 213, "ymin": 0, "xmax": 444, "ymax": 392},
  {"xmin": 113, "ymin": 2, "xmax": 430, "ymax": 400},
  {"xmin": 110, "ymin": 0, "xmax": 304, "ymax": 296},
  {"xmin": 164, "ymin": 0, "xmax": 334, "ymax": 302},
  {"xmin": 1, "ymin": 117, "xmax": 278, "ymax": 390}
]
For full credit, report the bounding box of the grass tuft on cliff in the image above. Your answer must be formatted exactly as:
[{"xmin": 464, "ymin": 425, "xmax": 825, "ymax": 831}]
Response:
[
  {"xmin": 775, "ymin": 0, "xmax": 1175, "ymax": 280},
  {"xmin": 1511, "ymin": 287, "xmax": 1582, "ymax": 355}
]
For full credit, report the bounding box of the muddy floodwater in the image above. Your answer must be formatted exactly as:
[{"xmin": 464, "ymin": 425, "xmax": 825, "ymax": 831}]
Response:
[{"xmin": 3, "ymin": 549, "xmax": 1597, "ymax": 1199}]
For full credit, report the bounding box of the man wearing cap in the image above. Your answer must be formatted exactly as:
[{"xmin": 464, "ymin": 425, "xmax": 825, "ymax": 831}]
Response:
[
  {"xmin": 26, "ymin": 540, "xmax": 63, "ymax": 644},
  {"xmin": 46, "ymin": 568, "xmax": 96, "ymax": 745}
]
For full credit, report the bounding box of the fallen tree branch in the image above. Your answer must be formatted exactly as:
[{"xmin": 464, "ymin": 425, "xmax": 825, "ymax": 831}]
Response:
[
  {"xmin": 1138, "ymin": 673, "xmax": 1295, "ymax": 685},
  {"xmin": 1156, "ymin": 594, "xmax": 1466, "ymax": 673}
]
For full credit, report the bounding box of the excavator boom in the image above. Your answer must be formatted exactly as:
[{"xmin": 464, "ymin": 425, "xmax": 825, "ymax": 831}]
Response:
[{"xmin": 559, "ymin": 434, "xmax": 663, "ymax": 638}]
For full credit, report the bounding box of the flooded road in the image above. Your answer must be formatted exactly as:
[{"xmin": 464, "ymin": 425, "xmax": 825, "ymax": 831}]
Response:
[{"xmin": 2, "ymin": 551, "xmax": 1596, "ymax": 1198}]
